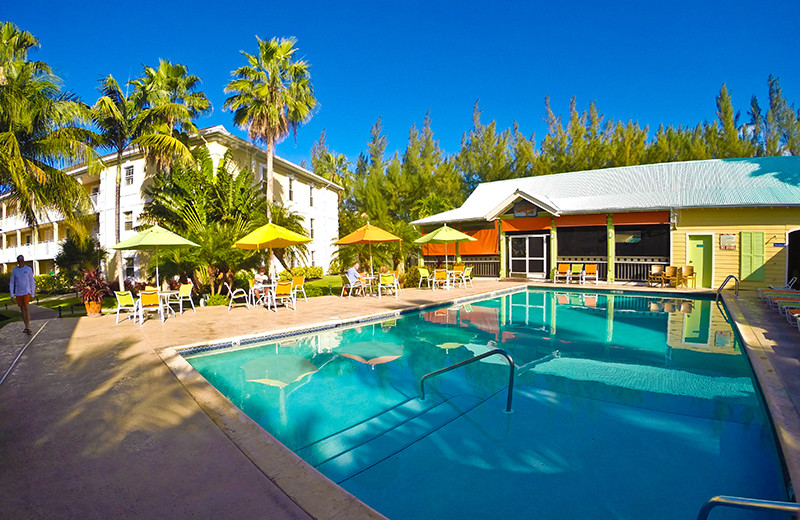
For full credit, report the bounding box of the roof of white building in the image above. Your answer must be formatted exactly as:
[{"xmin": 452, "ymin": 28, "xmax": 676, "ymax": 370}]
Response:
[{"xmin": 411, "ymin": 156, "xmax": 800, "ymax": 225}]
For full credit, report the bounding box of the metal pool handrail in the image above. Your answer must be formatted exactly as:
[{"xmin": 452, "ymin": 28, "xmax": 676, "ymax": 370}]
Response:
[
  {"xmin": 716, "ymin": 274, "xmax": 740, "ymax": 302},
  {"xmin": 419, "ymin": 349, "xmax": 515, "ymax": 413},
  {"xmin": 696, "ymin": 495, "xmax": 800, "ymax": 519}
]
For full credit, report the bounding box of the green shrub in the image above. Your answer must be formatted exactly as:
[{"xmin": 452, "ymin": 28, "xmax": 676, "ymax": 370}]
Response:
[
  {"xmin": 405, "ymin": 266, "xmax": 421, "ymax": 288},
  {"xmin": 35, "ymin": 274, "xmax": 72, "ymax": 294},
  {"xmin": 304, "ymin": 284, "xmax": 323, "ymax": 298},
  {"xmin": 328, "ymin": 258, "xmax": 340, "ymax": 275},
  {"xmin": 277, "ymin": 270, "xmax": 292, "ymax": 282},
  {"xmin": 206, "ymin": 294, "xmax": 229, "ymax": 306},
  {"xmin": 0, "ymin": 273, "xmax": 10, "ymax": 293},
  {"xmin": 307, "ymin": 266, "xmax": 323, "ymax": 279}
]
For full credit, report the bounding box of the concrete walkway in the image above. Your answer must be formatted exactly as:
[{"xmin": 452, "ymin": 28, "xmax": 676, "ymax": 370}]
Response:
[
  {"xmin": 0, "ymin": 280, "xmax": 524, "ymax": 519},
  {"xmin": 2, "ymin": 280, "xmax": 798, "ymax": 518}
]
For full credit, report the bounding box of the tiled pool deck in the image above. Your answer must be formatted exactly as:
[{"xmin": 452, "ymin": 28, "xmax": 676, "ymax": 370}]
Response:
[{"xmin": 1, "ymin": 279, "xmax": 798, "ymax": 518}]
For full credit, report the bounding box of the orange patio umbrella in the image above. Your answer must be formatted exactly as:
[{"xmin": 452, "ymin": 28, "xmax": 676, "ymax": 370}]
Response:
[{"xmin": 335, "ymin": 223, "xmax": 401, "ymax": 276}]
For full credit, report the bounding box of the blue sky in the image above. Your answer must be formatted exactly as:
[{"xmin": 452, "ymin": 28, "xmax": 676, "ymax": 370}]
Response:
[{"xmin": 3, "ymin": 0, "xmax": 799, "ymax": 167}]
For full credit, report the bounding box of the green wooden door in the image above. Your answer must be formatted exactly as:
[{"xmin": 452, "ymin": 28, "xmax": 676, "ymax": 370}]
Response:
[{"xmin": 687, "ymin": 235, "xmax": 713, "ymax": 287}]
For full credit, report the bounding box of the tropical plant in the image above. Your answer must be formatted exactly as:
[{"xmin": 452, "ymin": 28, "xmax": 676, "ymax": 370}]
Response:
[
  {"xmin": 74, "ymin": 267, "xmax": 111, "ymax": 303},
  {"xmin": 0, "ymin": 21, "xmax": 96, "ymax": 229},
  {"xmin": 55, "ymin": 234, "xmax": 107, "ymax": 281},
  {"xmin": 92, "ymin": 73, "xmax": 195, "ymax": 285},
  {"xmin": 224, "ymin": 36, "xmax": 316, "ymax": 207}
]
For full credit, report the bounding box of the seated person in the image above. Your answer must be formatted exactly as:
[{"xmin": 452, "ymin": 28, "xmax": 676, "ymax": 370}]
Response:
[
  {"xmin": 253, "ymin": 267, "xmax": 270, "ymax": 301},
  {"xmin": 346, "ymin": 262, "xmax": 368, "ymax": 293}
]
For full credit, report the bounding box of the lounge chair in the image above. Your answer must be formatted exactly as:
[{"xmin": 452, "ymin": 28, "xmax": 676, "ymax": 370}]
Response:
[
  {"xmin": 137, "ymin": 290, "xmax": 166, "ymax": 325},
  {"xmin": 418, "ymin": 266, "xmax": 432, "ymax": 289},
  {"xmin": 174, "ymin": 282, "xmax": 195, "ymax": 314},
  {"xmin": 772, "ymin": 277, "xmax": 798, "ymax": 290},
  {"xmin": 292, "ymin": 276, "xmax": 308, "ymax": 302},
  {"xmin": 554, "ymin": 263, "xmax": 569, "ymax": 283},
  {"xmin": 224, "ymin": 282, "xmax": 250, "ymax": 311},
  {"xmin": 584, "ymin": 264, "xmax": 599, "ymax": 284},
  {"xmin": 681, "ymin": 266, "xmax": 697, "ymax": 288},
  {"xmin": 273, "ymin": 281, "xmax": 296, "ymax": 311},
  {"xmin": 758, "ymin": 288, "xmax": 800, "ymax": 301},
  {"xmin": 341, "ymin": 274, "xmax": 364, "ymax": 297},
  {"xmin": 432, "ymin": 269, "xmax": 449, "ymax": 290},
  {"xmin": 114, "ymin": 291, "xmax": 137, "ymax": 324},
  {"xmin": 378, "ymin": 273, "xmax": 400, "ymax": 299},
  {"xmin": 648, "ymin": 265, "xmax": 664, "ymax": 287},
  {"xmin": 463, "ymin": 265, "xmax": 474, "ymax": 288},
  {"xmin": 569, "ymin": 263, "xmax": 584, "ymax": 284}
]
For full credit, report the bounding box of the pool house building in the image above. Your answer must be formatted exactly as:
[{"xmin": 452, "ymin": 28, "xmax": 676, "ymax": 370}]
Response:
[
  {"xmin": 0, "ymin": 125, "xmax": 343, "ymax": 279},
  {"xmin": 412, "ymin": 157, "xmax": 800, "ymax": 289}
]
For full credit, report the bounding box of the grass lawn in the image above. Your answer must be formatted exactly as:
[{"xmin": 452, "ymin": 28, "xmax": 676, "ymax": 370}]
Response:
[
  {"xmin": 0, "ymin": 292, "xmax": 116, "ymax": 319},
  {"xmin": 305, "ymin": 274, "xmax": 344, "ymax": 296}
]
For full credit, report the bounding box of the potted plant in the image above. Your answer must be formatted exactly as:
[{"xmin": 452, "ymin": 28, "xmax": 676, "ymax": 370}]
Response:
[{"xmin": 74, "ymin": 267, "xmax": 111, "ymax": 317}]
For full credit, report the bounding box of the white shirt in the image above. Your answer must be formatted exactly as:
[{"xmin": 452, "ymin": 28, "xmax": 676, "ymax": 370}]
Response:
[{"xmin": 10, "ymin": 265, "xmax": 35, "ymax": 298}]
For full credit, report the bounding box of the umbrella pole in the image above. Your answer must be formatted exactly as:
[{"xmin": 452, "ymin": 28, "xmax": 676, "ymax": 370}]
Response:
[{"xmin": 369, "ymin": 243, "xmax": 374, "ymax": 277}]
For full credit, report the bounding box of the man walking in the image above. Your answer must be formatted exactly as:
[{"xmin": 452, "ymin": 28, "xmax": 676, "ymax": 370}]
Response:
[{"xmin": 10, "ymin": 255, "xmax": 35, "ymax": 334}]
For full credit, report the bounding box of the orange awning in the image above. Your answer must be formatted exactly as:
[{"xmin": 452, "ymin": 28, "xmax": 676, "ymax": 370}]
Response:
[{"xmin": 422, "ymin": 224, "xmax": 499, "ymax": 255}]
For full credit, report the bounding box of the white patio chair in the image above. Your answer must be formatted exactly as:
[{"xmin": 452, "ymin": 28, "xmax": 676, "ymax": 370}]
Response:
[{"xmin": 225, "ymin": 282, "xmax": 250, "ymax": 311}]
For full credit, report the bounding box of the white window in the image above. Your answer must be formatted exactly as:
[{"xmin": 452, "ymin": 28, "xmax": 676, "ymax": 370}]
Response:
[
  {"xmin": 124, "ymin": 211, "xmax": 134, "ymax": 231},
  {"xmin": 124, "ymin": 166, "xmax": 134, "ymax": 186},
  {"xmin": 24, "ymin": 234, "xmax": 31, "ymax": 245},
  {"xmin": 125, "ymin": 257, "xmax": 135, "ymax": 279},
  {"xmin": 310, "ymin": 218, "xmax": 314, "ymax": 239},
  {"xmin": 309, "ymin": 185, "xmax": 314, "ymax": 207},
  {"xmin": 288, "ymin": 177, "xmax": 294, "ymax": 201}
]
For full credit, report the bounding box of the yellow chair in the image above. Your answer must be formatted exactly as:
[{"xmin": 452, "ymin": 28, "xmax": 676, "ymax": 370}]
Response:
[
  {"xmin": 175, "ymin": 282, "xmax": 195, "ymax": 314},
  {"xmin": 432, "ymin": 269, "xmax": 449, "ymax": 290},
  {"xmin": 418, "ymin": 267, "xmax": 432, "ymax": 289},
  {"xmin": 137, "ymin": 290, "xmax": 165, "ymax": 325},
  {"xmin": 463, "ymin": 265, "xmax": 474, "ymax": 288},
  {"xmin": 378, "ymin": 273, "xmax": 399, "ymax": 299},
  {"xmin": 291, "ymin": 276, "xmax": 307, "ymax": 302},
  {"xmin": 114, "ymin": 291, "xmax": 137, "ymax": 324},
  {"xmin": 273, "ymin": 280, "xmax": 296, "ymax": 311},
  {"xmin": 681, "ymin": 266, "xmax": 697, "ymax": 288},
  {"xmin": 648, "ymin": 265, "xmax": 664, "ymax": 287},
  {"xmin": 569, "ymin": 263, "xmax": 584, "ymax": 284},
  {"xmin": 662, "ymin": 266, "xmax": 679, "ymax": 287},
  {"xmin": 554, "ymin": 263, "xmax": 570, "ymax": 283},
  {"xmin": 584, "ymin": 264, "xmax": 599, "ymax": 284}
]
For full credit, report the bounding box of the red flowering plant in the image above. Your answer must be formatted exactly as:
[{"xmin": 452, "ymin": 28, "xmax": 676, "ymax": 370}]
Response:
[{"xmin": 74, "ymin": 267, "xmax": 111, "ymax": 303}]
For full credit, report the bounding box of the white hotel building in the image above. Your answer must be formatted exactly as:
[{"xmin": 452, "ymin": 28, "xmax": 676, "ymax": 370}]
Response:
[{"xmin": 0, "ymin": 125, "xmax": 342, "ymax": 279}]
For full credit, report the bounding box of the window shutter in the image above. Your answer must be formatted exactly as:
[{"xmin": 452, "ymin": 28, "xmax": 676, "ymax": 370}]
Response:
[{"xmin": 740, "ymin": 231, "xmax": 765, "ymax": 281}]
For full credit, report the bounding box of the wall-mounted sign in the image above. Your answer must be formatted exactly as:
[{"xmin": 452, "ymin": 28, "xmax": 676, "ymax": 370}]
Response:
[
  {"xmin": 513, "ymin": 200, "xmax": 538, "ymax": 217},
  {"xmin": 719, "ymin": 234, "xmax": 736, "ymax": 250},
  {"xmin": 774, "ymin": 242, "xmax": 786, "ymax": 247}
]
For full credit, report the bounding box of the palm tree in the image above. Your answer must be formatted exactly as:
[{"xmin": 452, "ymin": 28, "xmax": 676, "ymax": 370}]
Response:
[
  {"xmin": 93, "ymin": 74, "xmax": 194, "ymax": 284},
  {"xmin": 0, "ymin": 22, "xmax": 96, "ymax": 229},
  {"xmin": 129, "ymin": 59, "xmax": 211, "ymax": 137},
  {"xmin": 224, "ymin": 36, "xmax": 316, "ymax": 208}
]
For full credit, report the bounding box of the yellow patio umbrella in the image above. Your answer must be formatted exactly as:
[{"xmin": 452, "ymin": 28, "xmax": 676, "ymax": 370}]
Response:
[
  {"xmin": 335, "ymin": 223, "xmax": 401, "ymax": 276},
  {"xmin": 414, "ymin": 224, "xmax": 476, "ymax": 266},
  {"xmin": 234, "ymin": 223, "xmax": 311, "ymax": 279}
]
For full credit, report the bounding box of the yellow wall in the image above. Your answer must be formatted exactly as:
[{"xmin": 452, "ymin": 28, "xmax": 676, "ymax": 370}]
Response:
[{"xmin": 672, "ymin": 207, "xmax": 800, "ymax": 289}]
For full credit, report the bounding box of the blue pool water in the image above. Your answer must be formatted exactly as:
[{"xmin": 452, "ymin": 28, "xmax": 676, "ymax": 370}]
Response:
[{"xmin": 185, "ymin": 289, "xmax": 789, "ymax": 519}]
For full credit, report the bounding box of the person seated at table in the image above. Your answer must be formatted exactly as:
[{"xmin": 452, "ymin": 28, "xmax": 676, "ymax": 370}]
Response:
[
  {"xmin": 347, "ymin": 262, "xmax": 362, "ymax": 285},
  {"xmin": 379, "ymin": 264, "xmax": 389, "ymax": 274},
  {"xmin": 253, "ymin": 266, "xmax": 270, "ymax": 300}
]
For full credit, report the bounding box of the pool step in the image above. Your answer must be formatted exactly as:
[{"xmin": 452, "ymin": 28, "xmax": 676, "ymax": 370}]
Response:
[
  {"xmin": 295, "ymin": 395, "xmax": 445, "ymax": 467},
  {"xmin": 312, "ymin": 394, "xmax": 482, "ymax": 484}
]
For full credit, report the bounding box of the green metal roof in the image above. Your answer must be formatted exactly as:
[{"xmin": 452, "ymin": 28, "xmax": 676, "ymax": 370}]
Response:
[{"xmin": 412, "ymin": 156, "xmax": 800, "ymax": 225}]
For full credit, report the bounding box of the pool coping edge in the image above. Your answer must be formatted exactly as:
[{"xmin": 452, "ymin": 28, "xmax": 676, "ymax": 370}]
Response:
[{"xmin": 723, "ymin": 293, "xmax": 800, "ymax": 501}]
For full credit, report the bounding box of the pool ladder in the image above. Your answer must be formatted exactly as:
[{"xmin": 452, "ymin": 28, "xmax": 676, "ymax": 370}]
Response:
[
  {"xmin": 716, "ymin": 274, "xmax": 740, "ymax": 303},
  {"xmin": 419, "ymin": 349, "xmax": 515, "ymax": 413},
  {"xmin": 697, "ymin": 495, "xmax": 800, "ymax": 519}
]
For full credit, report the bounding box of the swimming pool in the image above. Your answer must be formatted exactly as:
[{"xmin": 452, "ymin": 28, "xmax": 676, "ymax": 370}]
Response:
[{"xmin": 184, "ymin": 288, "xmax": 788, "ymax": 519}]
